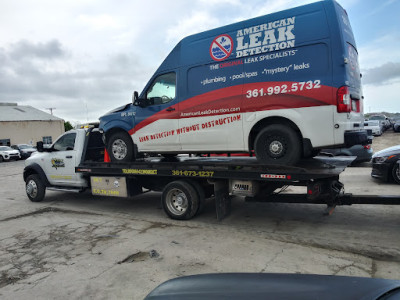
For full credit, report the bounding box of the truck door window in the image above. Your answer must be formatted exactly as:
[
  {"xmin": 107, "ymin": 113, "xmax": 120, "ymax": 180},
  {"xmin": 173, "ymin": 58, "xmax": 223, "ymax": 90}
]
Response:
[
  {"xmin": 53, "ymin": 133, "xmax": 76, "ymax": 151},
  {"xmin": 146, "ymin": 72, "xmax": 176, "ymax": 105}
]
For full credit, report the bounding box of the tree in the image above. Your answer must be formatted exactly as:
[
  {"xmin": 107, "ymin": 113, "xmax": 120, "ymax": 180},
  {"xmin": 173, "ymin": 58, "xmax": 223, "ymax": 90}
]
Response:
[{"xmin": 64, "ymin": 121, "xmax": 73, "ymax": 132}]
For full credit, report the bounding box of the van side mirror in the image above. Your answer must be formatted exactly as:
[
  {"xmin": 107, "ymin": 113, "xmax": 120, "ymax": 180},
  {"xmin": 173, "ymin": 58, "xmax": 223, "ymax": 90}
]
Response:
[
  {"xmin": 36, "ymin": 141, "xmax": 44, "ymax": 152},
  {"xmin": 133, "ymin": 91, "xmax": 139, "ymax": 104}
]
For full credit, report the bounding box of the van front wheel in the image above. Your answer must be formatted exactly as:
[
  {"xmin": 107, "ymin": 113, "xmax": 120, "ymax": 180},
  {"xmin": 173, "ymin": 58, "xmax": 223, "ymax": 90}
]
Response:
[
  {"xmin": 107, "ymin": 131, "xmax": 134, "ymax": 162},
  {"xmin": 254, "ymin": 124, "xmax": 301, "ymax": 165}
]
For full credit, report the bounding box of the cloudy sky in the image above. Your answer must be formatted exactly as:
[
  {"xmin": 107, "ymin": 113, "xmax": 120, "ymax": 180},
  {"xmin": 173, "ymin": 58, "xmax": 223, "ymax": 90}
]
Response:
[{"xmin": 1, "ymin": 0, "xmax": 399, "ymax": 123}]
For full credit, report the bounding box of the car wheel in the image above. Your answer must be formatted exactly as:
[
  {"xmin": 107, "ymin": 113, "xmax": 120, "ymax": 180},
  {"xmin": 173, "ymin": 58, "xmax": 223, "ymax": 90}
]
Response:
[
  {"xmin": 162, "ymin": 180, "xmax": 199, "ymax": 220},
  {"xmin": 25, "ymin": 174, "xmax": 46, "ymax": 202},
  {"xmin": 107, "ymin": 131, "xmax": 134, "ymax": 162},
  {"xmin": 392, "ymin": 163, "xmax": 400, "ymax": 184},
  {"xmin": 0, "ymin": 156, "xmax": 3, "ymax": 163},
  {"xmin": 254, "ymin": 124, "xmax": 301, "ymax": 165}
]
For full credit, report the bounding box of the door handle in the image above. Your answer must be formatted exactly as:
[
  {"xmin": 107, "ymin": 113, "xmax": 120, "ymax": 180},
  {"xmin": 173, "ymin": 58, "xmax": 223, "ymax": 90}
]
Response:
[
  {"xmin": 66, "ymin": 156, "xmax": 73, "ymax": 159},
  {"xmin": 166, "ymin": 107, "xmax": 175, "ymax": 112}
]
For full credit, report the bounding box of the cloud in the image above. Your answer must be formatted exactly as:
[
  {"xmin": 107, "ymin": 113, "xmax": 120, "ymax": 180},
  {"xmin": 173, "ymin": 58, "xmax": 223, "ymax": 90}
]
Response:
[
  {"xmin": 0, "ymin": 39, "xmax": 153, "ymax": 122},
  {"xmin": 78, "ymin": 14, "xmax": 121, "ymax": 30},
  {"xmin": 166, "ymin": 11, "xmax": 219, "ymax": 44},
  {"xmin": 9, "ymin": 40, "xmax": 66, "ymax": 60},
  {"xmin": 362, "ymin": 62, "xmax": 400, "ymax": 85}
]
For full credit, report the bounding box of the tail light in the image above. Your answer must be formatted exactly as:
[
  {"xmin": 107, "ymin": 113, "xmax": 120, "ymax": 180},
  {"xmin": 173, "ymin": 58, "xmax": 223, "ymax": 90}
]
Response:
[
  {"xmin": 337, "ymin": 86, "xmax": 351, "ymax": 113},
  {"xmin": 363, "ymin": 144, "xmax": 371, "ymax": 150}
]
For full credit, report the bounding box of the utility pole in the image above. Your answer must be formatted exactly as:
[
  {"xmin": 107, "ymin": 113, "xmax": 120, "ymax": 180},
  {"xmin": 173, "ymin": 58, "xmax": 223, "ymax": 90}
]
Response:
[{"xmin": 46, "ymin": 108, "xmax": 56, "ymax": 115}]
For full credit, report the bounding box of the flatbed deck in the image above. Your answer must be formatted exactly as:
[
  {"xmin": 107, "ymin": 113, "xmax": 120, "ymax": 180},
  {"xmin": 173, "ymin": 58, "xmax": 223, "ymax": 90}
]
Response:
[
  {"xmin": 76, "ymin": 155, "xmax": 400, "ymax": 220},
  {"xmin": 77, "ymin": 155, "xmax": 354, "ymax": 183}
]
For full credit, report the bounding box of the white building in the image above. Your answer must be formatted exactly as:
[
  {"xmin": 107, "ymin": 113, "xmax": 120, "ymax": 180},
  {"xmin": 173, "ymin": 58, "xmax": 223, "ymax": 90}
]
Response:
[{"xmin": 0, "ymin": 103, "xmax": 65, "ymax": 146}]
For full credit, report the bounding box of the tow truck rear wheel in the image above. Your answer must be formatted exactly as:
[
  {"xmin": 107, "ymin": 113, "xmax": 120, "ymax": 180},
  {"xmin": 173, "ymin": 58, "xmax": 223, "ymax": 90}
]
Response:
[
  {"xmin": 162, "ymin": 180, "xmax": 199, "ymax": 220},
  {"xmin": 25, "ymin": 174, "xmax": 46, "ymax": 202},
  {"xmin": 107, "ymin": 131, "xmax": 134, "ymax": 162},
  {"xmin": 254, "ymin": 124, "xmax": 301, "ymax": 165}
]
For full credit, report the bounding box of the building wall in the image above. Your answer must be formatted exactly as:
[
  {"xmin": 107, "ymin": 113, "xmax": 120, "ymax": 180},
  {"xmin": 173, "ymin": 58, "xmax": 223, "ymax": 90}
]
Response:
[{"xmin": 0, "ymin": 120, "xmax": 65, "ymax": 145}]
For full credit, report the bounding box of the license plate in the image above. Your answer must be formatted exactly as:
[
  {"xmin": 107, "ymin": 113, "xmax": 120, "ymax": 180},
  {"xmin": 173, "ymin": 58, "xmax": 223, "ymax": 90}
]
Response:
[{"xmin": 90, "ymin": 176, "xmax": 128, "ymax": 197}]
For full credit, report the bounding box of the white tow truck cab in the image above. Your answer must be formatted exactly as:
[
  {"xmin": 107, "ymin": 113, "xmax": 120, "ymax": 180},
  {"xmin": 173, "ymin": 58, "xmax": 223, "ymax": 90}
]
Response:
[{"xmin": 24, "ymin": 128, "xmax": 104, "ymax": 201}]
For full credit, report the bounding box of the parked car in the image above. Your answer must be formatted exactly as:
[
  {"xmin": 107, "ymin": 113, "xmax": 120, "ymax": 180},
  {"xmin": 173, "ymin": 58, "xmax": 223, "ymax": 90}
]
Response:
[
  {"xmin": 0, "ymin": 146, "xmax": 21, "ymax": 162},
  {"xmin": 371, "ymin": 145, "xmax": 400, "ymax": 184},
  {"xmin": 363, "ymin": 120, "xmax": 382, "ymax": 136},
  {"xmin": 368, "ymin": 115, "xmax": 391, "ymax": 131},
  {"xmin": 393, "ymin": 119, "xmax": 400, "ymax": 132},
  {"xmin": 11, "ymin": 144, "xmax": 37, "ymax": 159},
  {"xmin": 321, "ymin": 144, "xmax": 373, "ymax": 164}
]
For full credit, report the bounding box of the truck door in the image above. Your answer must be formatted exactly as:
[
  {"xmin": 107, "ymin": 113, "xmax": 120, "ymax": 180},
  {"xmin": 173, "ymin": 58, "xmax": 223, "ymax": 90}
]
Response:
[
  {"xmin": 43, "ymin": 132, "xmax": 81, "ymax": 186},
  {"xmin": 133, "ymin": 72, "xmax": 181, "ymax": 151}
]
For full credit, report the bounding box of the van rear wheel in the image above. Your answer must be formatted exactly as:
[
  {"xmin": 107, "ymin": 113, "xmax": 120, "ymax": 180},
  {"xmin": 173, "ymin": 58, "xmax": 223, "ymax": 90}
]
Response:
[{"xmin": 254, "ymin": 124, "xmax": 301, "ymax": 165}]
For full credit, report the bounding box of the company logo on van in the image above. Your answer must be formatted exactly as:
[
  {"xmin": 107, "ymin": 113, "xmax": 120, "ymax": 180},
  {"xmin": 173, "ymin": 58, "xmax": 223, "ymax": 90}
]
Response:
[
  {"xmin": 210, "ymin": 34, "xmax": 233, "ymax": 61},
  {"xmin": 236, "ymin": 17, "xmax": 296, "ymax": 58}
]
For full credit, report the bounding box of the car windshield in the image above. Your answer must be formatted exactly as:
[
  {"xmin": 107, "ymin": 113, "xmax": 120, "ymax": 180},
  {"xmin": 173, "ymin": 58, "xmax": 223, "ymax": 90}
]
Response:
[
  {"xmin": 369, "ymin": 115, "xmax": 385, "ymax": 120},
  {"xmin": 0, "ymin": 146, "xmax": 13, "ymax": 151},
  {"xmin": 366, "ymin": 120, "xmax": 379, "ymax": 126},
  {"xmin": 18, "ymin": 145, "xmax": 32, "ymax": 149}
]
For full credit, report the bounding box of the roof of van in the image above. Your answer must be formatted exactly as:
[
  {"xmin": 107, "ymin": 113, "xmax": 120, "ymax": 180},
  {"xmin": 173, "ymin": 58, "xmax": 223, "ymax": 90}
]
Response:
[{"xmin": 155, "ymin": 0, "xmax": 352, "ymax": 73}]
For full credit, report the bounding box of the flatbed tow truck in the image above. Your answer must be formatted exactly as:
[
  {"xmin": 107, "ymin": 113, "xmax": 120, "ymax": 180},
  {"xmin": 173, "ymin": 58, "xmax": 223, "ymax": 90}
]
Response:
[{"xmin": 24, "ymin": 128, "xmax": 400, "ymax": 221}]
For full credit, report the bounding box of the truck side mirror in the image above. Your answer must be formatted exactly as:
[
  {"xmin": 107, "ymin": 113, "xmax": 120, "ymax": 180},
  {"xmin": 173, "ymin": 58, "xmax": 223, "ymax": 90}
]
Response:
[{"xmin": 36, "ymin": 141, "xmax": 44, "ymax": 152}]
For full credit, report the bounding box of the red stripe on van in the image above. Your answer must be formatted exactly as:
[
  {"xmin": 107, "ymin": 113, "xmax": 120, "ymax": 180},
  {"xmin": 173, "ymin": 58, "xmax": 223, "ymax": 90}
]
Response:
[{"xmin": 132, "ymin": 82, "xmax": 336, "ymax": 134}]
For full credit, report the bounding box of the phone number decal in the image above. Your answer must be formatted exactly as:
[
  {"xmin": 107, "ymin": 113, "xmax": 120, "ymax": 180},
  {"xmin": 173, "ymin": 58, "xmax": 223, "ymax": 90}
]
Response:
[
  {"xmin": 171, "ymin": 170, "xmax": 215, "ymax": 177},
  {"xmin": 245, "ymin": 80, "xmax": 321, "ymax": 98}
]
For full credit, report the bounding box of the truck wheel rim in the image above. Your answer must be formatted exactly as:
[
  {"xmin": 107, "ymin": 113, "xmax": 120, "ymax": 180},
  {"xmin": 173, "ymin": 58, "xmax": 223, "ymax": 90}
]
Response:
[
  {"xmin": 26, "ymin": 180, "xmax": 38, "ymax": 198},
  {"xmin": 112, "ymin": 139, "xmax": 128, "ymax": 160},
  {"xmin": 166, "ymin": 188, "xmax": 188, "ymax": 216}
]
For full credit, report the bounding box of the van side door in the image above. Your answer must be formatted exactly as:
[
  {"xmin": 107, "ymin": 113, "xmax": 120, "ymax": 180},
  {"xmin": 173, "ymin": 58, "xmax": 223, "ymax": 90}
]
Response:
[{"xmin": 179, "ymin": 62, "xmax": 245, "ymax": 152}]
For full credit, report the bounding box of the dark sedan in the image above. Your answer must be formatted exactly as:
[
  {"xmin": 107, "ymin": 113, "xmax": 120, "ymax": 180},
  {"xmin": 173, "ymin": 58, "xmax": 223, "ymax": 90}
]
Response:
[
  {"xmin": 371, "ymin": 145, "xmax": 400, "ymax": 184},
  {"xmin": 321, "ymin": 144, "xmax": 373, "ymax": 164},
  {"xmin": 11, "ymin": 144, "xmax": 37, "ymax": 159},
  {"xmin": 393, "ymin": 119, "xmax": 400, "ymax": 132}
]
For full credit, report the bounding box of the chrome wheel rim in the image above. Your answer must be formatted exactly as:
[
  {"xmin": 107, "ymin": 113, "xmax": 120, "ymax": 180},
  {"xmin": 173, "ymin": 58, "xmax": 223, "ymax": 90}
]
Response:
[
  {"xmin": 26, "ymin": 180, "xmax": 38, "ymax": 198},
  {"xmin": 269, "ymin": 140, "xmax": 284, "ymax": 156},
  {"xmin": 165, "ymin": 188, "xmax": 188, "ymax": 216},
  {"xmin": 111, "ymin": 139, "xmax": 128, "ymax": 160}
]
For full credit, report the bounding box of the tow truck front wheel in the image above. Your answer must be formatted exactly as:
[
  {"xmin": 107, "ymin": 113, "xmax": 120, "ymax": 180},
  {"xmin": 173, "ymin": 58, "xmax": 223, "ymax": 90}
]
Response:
[
  {"xmin": 162, "ymin": 181, "xmax": 199, "ymax": 220},
  {"xmin": 25, "ymin": 174, "xmax": 46, "ymax": 202},
  {"xmin": 107, "ymin": 132, "xmax": 134, "ymax": 162}
]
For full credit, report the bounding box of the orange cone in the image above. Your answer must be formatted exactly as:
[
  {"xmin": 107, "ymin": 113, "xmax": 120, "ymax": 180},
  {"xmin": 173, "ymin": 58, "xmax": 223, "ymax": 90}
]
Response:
[{"xmin": 104, "ymin": 149, "xmax": 110, "ymax": 162}]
